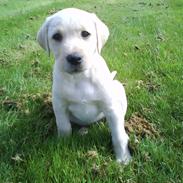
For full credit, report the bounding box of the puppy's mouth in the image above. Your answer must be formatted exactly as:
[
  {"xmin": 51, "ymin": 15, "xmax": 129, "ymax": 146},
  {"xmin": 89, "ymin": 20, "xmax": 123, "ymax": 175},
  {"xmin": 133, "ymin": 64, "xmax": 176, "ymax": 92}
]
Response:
[
  {"xmin": 68, "ymin": 67, "xmax": 84, "ymax": 73},
  {"xmin": 65, "ymin": 64, "xmax": 87, "ymax": 74}
]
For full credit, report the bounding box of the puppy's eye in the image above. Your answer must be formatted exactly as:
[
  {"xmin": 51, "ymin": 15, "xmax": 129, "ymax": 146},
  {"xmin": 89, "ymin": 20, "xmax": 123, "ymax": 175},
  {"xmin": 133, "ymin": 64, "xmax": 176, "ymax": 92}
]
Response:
[
  {"xmin": 81, "ymin": 31, "xmax": 90, "ymax": 38},
  {"xmin": 52, "ymin": 33, "xmax": 62, "ymax": 41}
]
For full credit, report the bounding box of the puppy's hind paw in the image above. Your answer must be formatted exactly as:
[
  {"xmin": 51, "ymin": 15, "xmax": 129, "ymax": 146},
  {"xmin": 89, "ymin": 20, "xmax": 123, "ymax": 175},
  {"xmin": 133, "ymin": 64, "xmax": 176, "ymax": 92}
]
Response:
[{"xmin": 116, "ymin": 150, "xmax": 132, "ymax": 165}]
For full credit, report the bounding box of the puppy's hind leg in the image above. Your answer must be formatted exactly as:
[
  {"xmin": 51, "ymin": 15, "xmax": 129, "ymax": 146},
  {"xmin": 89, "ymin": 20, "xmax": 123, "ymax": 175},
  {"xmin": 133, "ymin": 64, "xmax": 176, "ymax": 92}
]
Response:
[
  {"xmin": 105, "ymin": 107, "xmax": 131, "ymax": 164},
  {"xmin": 106, "ymin": 80, "xmax": 131, "ymax": 164}
]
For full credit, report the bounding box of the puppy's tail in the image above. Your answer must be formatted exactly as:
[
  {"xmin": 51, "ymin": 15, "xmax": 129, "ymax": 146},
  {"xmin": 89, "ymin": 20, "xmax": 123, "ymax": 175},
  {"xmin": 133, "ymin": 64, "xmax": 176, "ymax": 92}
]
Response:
[{"xmin": 111, "ymin": 71, "xmax": 117, "ymax": 80}]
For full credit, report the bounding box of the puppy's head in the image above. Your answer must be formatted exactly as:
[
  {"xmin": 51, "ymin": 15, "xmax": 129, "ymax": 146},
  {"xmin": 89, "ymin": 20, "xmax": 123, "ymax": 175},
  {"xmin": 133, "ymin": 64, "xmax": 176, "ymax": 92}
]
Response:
[{"xmin": 37, "ymin": 8, "xmax": 109, "ymax": 73}]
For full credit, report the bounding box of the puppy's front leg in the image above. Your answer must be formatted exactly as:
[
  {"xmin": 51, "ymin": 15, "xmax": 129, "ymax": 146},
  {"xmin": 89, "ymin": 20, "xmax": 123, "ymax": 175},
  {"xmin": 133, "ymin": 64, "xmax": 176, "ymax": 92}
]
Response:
[
  {"xmin": 52, "ymin": 95, "xmax": 72, "ymax": 137},
  {"xmin": 105, "ymin": 105, "xmax": 131, "ymax": 164}
]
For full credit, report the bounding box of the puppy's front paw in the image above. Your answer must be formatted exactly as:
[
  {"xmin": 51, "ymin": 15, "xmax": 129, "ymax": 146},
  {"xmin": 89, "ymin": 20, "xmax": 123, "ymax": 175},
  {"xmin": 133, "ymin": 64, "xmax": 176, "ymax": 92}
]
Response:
[
  {"xmin": 57, "ymin": 124, "xmax": 72, "ymax": 137},
  {"xmin": 116, "ymin": 148, "xmax": 132, "ymax": 165},
  {"xmin": 58, "ymin": 128, "xmax": 72, "ymax": 137}
]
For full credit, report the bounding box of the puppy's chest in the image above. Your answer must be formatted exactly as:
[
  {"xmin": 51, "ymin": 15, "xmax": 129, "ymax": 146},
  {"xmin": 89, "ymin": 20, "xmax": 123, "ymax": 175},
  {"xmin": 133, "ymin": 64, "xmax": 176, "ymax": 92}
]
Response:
[
  {"xmin": 63, "ymin": 81, "xmax": 102, "ymax": 123},
  {"xmin": 62, "ymin": 80, "xmax": 99, "ymax": 103}
]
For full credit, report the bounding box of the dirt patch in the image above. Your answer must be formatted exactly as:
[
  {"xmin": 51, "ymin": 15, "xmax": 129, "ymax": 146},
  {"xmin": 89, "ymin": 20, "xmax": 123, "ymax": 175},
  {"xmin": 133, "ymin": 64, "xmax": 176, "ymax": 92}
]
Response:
[
  {"xmin": 40, "ymin": 93, "xmax": 54, "ymax": 119},
  {"xmin": 136, "ymin": 79, "xmax": 160, "ymax": 93},
  {"xmin": 2, "ymin": 93, "xmax": 54, "ymax": 119},
  {"xmin": 125, "ymin": 113, "xmax": 159, "ymax": 138},
  {"xmin": 125, "ymin": 113, "xmax": 159, "ymax": 154},
  {"xmin": 2, "ymin": 99, "xmax": 21, "ymax": 111},
  {"xmin": 22, "ymin": 93, "xmax": 53, "ymax": 118}
]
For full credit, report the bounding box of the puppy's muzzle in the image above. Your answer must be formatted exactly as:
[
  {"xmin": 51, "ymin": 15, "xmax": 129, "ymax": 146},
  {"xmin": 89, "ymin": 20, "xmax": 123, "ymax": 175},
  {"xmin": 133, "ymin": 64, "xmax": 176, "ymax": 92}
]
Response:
[{"xmin": 66, "ymin": 53, "xmax": 83, "ymax": 66}]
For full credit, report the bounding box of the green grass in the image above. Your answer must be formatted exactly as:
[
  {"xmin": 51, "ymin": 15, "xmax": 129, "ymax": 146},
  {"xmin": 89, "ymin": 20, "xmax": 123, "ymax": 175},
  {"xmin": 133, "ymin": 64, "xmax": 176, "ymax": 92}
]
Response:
[{"xmin": 0, "ymin": 0, "xmax": 183, "ymax": 182}]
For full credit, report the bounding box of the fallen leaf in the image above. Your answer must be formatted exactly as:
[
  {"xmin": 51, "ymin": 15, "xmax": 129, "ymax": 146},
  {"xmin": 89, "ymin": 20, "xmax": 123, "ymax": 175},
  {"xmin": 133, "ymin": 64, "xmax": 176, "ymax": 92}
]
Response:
[
  {"xmin": 123, "ymin": 52, "xmax": 128, "ymax": 57},
  {"xmin": 156, "ymin": 34, "xmax": 165, "ymax": 41},
  {"xmin": 136, "ymin": 80, "xmax": 145, "ymax": 89},
  {"xmin": 11, "ymin": 154, "xmax": 23, "ymax": 162},
  {"xmin": 134, "ymin": 45, "xmax": 140, "ymax": 50},
  {"xmin": 78, "ymin": 127, "xmax": 88, "ymax": 136},
  {"xmin": 86, "ymin": 150, "xmax": 98, "ymax": 158}
]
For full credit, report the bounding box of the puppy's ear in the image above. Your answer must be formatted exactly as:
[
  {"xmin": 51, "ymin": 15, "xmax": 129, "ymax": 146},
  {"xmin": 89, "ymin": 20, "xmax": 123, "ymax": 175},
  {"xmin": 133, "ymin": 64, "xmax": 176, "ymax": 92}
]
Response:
[
  {"xmin": 37, "ymin": 17, "xmax": 51, "ymax": 55},
  {"xmin": 92, "ymin": 14, "xmax": 109, "ymax": 53}
]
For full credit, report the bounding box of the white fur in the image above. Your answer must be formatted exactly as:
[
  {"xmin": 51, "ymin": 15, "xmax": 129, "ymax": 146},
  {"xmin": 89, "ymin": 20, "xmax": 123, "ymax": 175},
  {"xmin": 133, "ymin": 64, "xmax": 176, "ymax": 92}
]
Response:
[{"xmin": 37, "ymin": 8, "xmax": 131, "ymax": 164}]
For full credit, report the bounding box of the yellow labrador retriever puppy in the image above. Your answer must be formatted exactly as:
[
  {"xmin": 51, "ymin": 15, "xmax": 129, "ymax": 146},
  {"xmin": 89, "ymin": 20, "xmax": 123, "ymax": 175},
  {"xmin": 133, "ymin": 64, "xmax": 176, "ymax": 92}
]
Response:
[{"xmin": 37, "ymin": 8, "xmax": 131, "ymax": 164}]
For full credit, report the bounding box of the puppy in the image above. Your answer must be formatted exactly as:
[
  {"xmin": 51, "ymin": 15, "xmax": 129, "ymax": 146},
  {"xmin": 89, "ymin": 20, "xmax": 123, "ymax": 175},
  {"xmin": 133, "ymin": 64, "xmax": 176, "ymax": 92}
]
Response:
[{"xmin": 37, "ymin": 8, "xmax": 131, "ymax": 164}]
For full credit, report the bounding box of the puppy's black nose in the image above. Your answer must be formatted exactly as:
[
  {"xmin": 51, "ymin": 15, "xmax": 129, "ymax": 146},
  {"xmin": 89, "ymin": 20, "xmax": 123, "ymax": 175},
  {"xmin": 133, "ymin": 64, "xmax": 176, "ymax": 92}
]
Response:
[{"xmin": 66, "ymin": 54, "xmax": 82, "ymax": 65}]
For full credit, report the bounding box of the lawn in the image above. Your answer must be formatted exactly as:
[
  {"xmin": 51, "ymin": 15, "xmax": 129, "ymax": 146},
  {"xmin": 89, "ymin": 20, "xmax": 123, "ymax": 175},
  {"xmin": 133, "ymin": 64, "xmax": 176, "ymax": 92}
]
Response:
[{"xmin": 0, "ymin": 0, "xmax": 183, "ymax": 182}]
